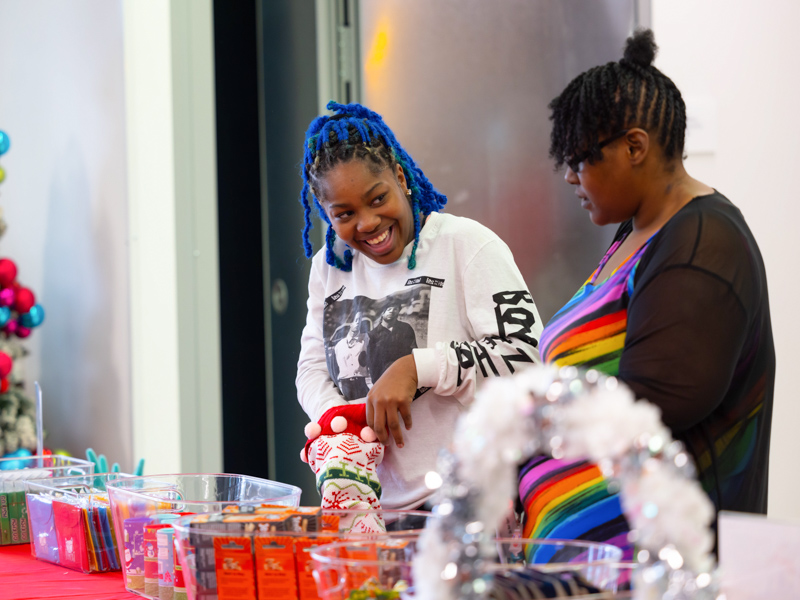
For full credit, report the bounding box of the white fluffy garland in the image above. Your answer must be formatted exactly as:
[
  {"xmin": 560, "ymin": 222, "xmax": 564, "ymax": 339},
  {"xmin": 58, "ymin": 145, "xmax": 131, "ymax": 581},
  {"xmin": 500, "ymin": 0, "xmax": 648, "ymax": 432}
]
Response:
[{"xmin": 414, "ymin": 366, "xmax": 717, "ymax": 600}]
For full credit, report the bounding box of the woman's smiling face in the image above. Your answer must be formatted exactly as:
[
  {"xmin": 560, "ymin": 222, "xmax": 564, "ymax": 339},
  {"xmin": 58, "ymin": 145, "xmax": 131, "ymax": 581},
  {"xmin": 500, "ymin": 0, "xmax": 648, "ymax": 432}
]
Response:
[{"xmin": 317, "ymin": 160, "xmax": 414, "ymax": 265}]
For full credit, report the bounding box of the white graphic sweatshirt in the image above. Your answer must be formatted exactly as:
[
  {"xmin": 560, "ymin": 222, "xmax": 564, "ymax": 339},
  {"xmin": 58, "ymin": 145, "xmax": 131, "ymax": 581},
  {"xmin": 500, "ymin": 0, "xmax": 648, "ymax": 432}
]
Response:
[{"xmin": 296, "ymin": 212, "xmax": 542, "ymax": 509}]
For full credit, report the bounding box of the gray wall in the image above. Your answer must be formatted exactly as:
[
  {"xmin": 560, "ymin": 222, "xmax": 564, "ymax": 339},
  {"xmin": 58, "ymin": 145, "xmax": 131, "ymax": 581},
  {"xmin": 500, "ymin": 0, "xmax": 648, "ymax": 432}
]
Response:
[
  {"xmin": 359, "ymin": 0, "xmax": 636, "ymax": 321},
  {"xmin": 0, "ymin": 1, "xmax": 131, "ymax": 468}
]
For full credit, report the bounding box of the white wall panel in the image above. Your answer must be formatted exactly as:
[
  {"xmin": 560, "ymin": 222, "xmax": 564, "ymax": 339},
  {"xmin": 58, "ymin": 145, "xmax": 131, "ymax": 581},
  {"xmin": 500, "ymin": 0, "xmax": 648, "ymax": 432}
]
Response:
[
  {"xmin": 0, "ymin": 0, "xmax": 132, "ymax": 469},
  {"xmin": 653, "ymin": 0, "xmax": 800, "ymax": 520},
  {"xmin": 0, "ymin": 0, "xmax": 222, "ymax": 475}
]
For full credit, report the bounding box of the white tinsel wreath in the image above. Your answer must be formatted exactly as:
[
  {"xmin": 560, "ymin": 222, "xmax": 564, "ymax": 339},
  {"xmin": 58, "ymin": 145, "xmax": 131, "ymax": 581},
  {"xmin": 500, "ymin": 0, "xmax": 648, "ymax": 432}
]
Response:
[{"xmin": 414, "ymin": 365, "xmax": 719, "ymax": 600}]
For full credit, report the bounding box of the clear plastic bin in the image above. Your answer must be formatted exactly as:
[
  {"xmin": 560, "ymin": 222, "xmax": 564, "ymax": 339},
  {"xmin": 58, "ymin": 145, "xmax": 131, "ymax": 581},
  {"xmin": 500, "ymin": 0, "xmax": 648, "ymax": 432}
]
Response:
[
  {"xmin": 106, "ymin": 474, "xmax": 302, "ymax": 599},
  {"xmin": 0, "ymin": 454, "xmax": 94, "ymax": 545},
  {"xmin": 24, "ymin": 472, "xmax": 130, "ymax": 572},
  {"xmin": 172, "ymin": 508, "xmax": 431, "ymax": 600},
  {"xmin": 310, "ymin": 536, "xmax": 626, "ymax": 599}
]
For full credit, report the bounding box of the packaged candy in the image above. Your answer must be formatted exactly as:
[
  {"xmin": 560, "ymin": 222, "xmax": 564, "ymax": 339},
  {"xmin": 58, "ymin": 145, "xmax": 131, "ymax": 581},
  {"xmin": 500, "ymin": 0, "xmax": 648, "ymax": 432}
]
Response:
[{"xmin": 24, "ymin": 473, "xmax": 125, "ymax": 573}]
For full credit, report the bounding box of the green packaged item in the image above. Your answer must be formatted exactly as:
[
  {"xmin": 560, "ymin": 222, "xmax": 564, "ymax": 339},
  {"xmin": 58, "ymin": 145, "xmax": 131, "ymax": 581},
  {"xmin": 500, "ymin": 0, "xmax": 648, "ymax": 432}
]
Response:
[
  {"xmin": 8, "ymin": 491, "xmax": 27, "ymax": 543},
  {"xmin": 0, "ymin": 492, "xmax": 10, "ymax": 544},
  {"xmin": 0, "ymin": 454, "xmax": 94, "ymax": 545}
]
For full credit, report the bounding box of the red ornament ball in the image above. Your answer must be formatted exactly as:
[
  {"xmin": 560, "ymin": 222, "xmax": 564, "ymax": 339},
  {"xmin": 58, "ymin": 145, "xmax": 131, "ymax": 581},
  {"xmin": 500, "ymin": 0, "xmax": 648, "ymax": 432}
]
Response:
[
  {"xmin": 0, "ymin": 259, "xmax": 16, "ymax": 288},
  {"xmin": 0, "ymin": 378, "xmax": 8, "ymax": 393},
  {"xmin": 15, "ymin": 325, "xmax": 31, "ymax": 339},
  {"xmin": 0, "ymin": 352, "xmax": 11, "ymax": 379},
  {"xmin": 13, "ymin": 287, "xmax": 35, "ymax": 314}
]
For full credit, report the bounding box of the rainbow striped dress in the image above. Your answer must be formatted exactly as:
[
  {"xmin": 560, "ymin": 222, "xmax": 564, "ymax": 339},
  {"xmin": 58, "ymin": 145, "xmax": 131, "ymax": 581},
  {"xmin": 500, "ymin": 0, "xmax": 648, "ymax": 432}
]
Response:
[
  {"xmin": 539, "ymin": 234, "xmax": 650, "ymax": 372},
  {"xmin": 518, "ymin": 234, "xmax": 650, "ymax": 555}
]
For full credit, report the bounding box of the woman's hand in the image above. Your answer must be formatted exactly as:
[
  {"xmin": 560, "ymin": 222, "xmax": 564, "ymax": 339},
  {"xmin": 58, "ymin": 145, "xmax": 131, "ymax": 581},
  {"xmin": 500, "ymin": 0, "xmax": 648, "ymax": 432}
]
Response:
[{"xmin": 366, "ymin": 354, "xmax": 418, "ymax": 447}]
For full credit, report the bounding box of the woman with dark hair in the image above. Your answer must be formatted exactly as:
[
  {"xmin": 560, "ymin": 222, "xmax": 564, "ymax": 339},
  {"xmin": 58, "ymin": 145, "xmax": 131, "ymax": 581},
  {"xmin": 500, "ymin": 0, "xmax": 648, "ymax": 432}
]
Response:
[{"xmin": 520, "ymin": 29, "xmax": 774, "ymax": 554}]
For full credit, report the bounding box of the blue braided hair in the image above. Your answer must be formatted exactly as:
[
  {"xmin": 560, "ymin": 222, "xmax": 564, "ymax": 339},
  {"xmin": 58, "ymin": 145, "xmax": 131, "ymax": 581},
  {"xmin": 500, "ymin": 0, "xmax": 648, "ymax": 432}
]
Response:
[{"xmin": 298, "ymin": 101, "xmax": 447, "ymax": 271}]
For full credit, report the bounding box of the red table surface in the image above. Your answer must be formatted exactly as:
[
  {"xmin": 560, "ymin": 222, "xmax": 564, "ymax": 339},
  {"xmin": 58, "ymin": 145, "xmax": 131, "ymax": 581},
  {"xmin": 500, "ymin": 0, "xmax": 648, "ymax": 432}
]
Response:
[{"xmin": 0, "ymin": 543, "xmax": 136, "ymax": 599}]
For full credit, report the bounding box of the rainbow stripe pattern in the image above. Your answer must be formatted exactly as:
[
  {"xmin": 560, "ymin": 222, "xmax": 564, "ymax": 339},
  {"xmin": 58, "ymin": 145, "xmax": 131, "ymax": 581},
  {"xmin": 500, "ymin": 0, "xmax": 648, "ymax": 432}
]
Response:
[
  {"xmin": 539, "ymin": 235, "xmax": 651, "ymax": 371},
  {"xmin": 519, "ymin": 235, "xmax": 652, "ymax": 559}
]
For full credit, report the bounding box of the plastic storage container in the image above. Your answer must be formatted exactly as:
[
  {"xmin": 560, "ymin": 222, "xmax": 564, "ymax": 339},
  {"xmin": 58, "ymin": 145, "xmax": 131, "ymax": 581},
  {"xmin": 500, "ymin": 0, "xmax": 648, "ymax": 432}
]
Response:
[
  {"xmin": 106, "ymin": 474, "xmax": 302, "ymax": 599},
  {"xmin": 310, "ymin": 536, "xmax": 626, "ymax": 599},
  {"xmin": 172, "ymin": 508, "xmax": 432, "ymax": 600},
  {"xmin": 24, "ymin": 472, "xmax": 130, "ymax": 573},
  {"xmin": 0, "ymin": 454, "xmax": 94, "ymax": 545}
]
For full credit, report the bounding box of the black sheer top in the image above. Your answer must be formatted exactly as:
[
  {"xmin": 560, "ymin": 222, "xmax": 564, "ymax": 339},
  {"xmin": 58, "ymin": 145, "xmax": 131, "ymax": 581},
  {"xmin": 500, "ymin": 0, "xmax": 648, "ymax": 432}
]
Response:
[{"xmin": 617, "ymin": 191, "xmax": 775, "ymax": 512}]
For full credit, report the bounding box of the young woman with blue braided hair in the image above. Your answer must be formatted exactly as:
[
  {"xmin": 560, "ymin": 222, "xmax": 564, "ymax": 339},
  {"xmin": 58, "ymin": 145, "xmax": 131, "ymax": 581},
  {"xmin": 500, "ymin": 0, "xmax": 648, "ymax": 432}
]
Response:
[{"xmin": 296, "ymin": 102, "xmax": 543, "ymax": 511}]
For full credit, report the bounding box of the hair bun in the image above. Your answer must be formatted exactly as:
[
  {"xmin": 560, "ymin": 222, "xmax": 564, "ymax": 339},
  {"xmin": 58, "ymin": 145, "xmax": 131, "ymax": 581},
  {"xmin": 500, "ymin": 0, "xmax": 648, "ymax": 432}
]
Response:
[{"xmin": 623, "ymin": 28, "xmax": 658, "ymax": 67}]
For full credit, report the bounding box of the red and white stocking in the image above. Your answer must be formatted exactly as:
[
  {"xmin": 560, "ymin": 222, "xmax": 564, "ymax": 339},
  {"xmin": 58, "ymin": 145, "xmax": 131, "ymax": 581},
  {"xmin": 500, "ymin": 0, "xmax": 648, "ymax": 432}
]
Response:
[{"xmin": 301, "ymin": 404, "xmax": 385, "ymax": 530}]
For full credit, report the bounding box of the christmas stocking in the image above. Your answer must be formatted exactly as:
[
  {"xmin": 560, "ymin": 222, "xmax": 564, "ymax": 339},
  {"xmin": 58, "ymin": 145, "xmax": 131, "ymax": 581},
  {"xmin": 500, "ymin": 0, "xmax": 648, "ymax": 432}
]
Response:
[{"xmin": 301, "ymin": 404, "xmax": 385, "ymax": 532}]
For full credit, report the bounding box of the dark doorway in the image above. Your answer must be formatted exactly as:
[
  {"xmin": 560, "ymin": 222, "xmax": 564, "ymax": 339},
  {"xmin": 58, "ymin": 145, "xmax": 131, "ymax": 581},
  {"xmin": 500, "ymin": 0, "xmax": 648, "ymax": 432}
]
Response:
[
  {"xmin": 214, "ymin": 0, "xmax": 268, "ymax": 479},
  {"xmin": 214, "ymin": 0, "xmax": 319, "ymax": 501}
]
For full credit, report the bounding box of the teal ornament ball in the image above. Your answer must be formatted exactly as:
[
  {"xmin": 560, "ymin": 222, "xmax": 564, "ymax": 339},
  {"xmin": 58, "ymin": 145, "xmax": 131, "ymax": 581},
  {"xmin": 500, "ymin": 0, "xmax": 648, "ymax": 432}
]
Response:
[
  {"xmin": 19, "ymin": 304, "xmax": 44, "ymax": 328},
  {"xmin": 0, "ymin": 306, "xmax": 10, "ymax": 327},
  {"xmin": 0, "ymin": 448, "xmax": 32, "ymax": 469},
  {"xmin": 0, "ymin": 131, "xmax": 9, "ymax": 156}
]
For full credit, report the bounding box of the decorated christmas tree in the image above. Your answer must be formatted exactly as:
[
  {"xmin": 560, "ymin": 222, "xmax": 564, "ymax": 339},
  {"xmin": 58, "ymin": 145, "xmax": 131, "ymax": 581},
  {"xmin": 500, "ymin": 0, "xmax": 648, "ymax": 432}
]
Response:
[{"xmin": 0, "ymin": 130, "xmax": 46, "ymax": 460}]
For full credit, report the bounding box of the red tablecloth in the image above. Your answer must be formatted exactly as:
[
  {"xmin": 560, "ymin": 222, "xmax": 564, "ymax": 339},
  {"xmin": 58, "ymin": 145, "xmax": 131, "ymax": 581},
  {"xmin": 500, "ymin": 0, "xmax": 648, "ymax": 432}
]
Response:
[{"xmin": 0, "ymin": 543, "xmax": 136, "ymax": 599}]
